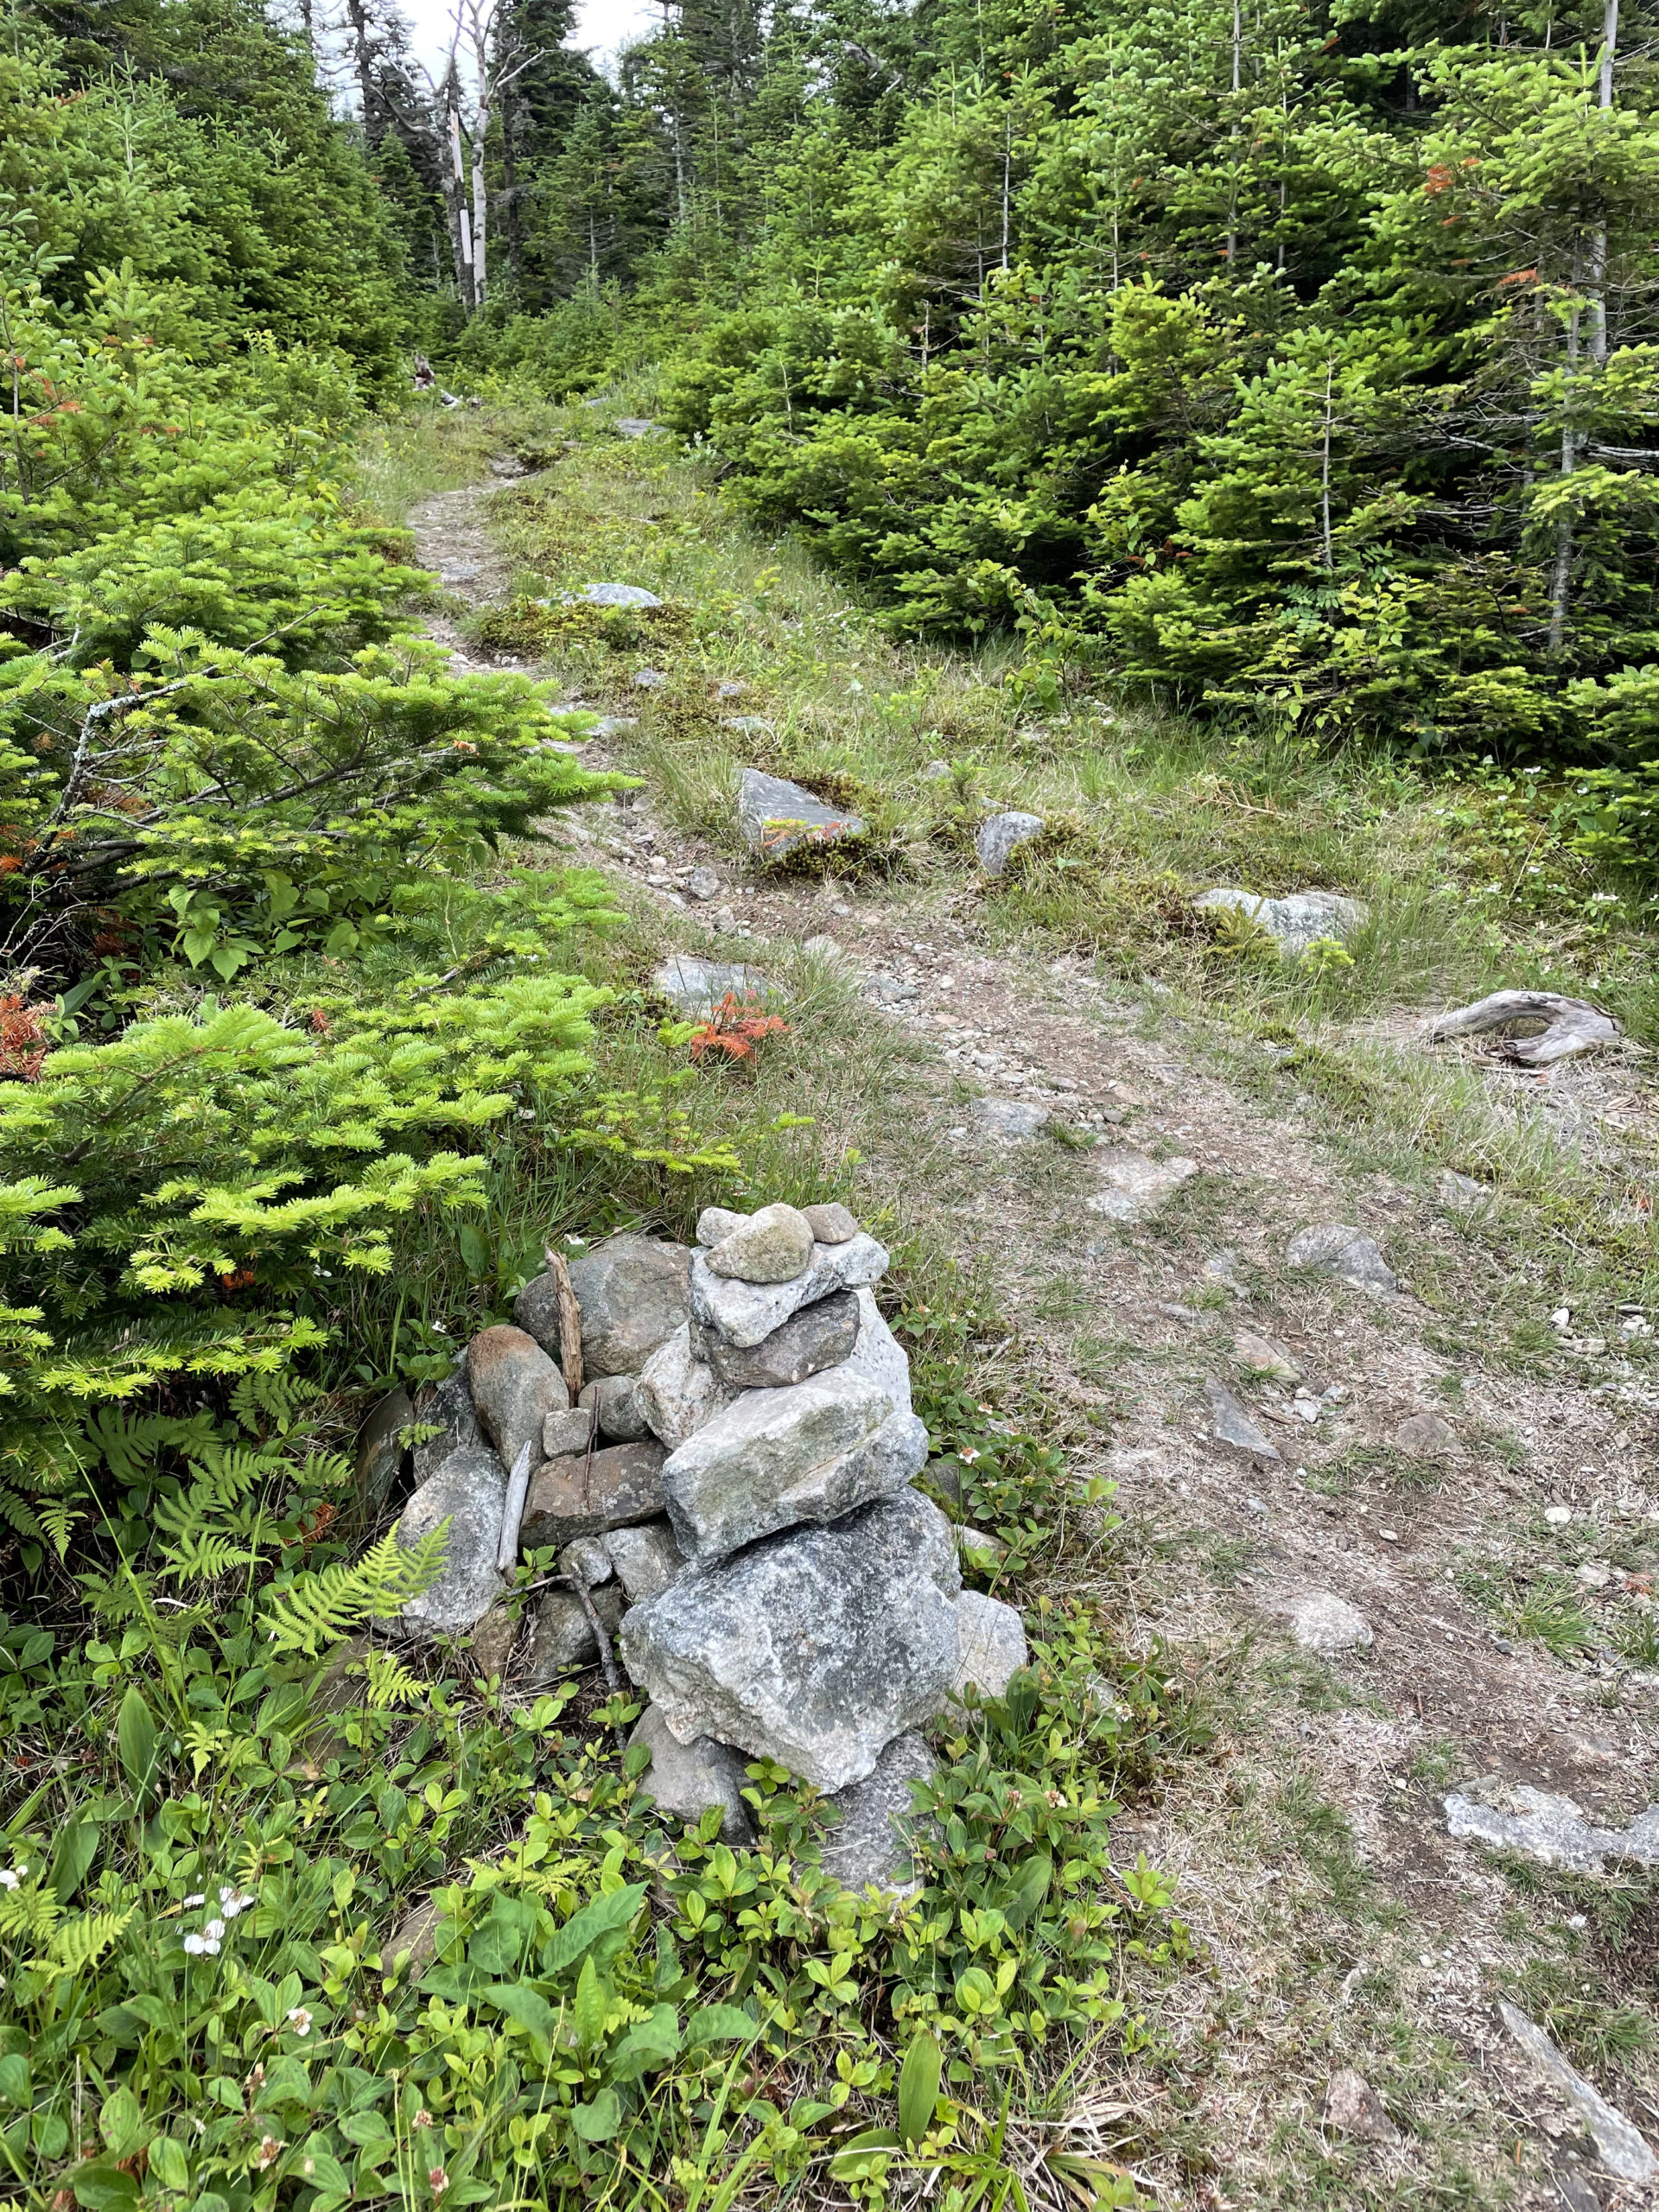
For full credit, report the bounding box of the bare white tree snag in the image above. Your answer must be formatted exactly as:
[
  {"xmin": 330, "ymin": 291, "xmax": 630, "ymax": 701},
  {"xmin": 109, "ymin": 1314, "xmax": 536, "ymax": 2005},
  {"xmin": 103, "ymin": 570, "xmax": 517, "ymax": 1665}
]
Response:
[
  {"xmin": 420, "ymin": 0, "xmax": 537, "ymax": 314},
  {"xmin": 1429, "ymin": 990, "xmax": 1620, "ymax": 1065}
]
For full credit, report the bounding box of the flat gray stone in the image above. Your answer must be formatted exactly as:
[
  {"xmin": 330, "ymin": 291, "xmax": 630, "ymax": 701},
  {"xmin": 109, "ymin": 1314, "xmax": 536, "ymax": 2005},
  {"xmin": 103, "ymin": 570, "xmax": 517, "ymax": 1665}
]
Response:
[
  {"xmin": 695, "ymin": 1287, "xmax": 860, "ymax": 1389},
  {"xmin": 605, "ymin": 1518, "xmax": 688, "ymax": 1605},
  {"xmin": 704, "ymin": 1203, "xmax": 815, "ymax": 1285},
  {"xmin": 690, "ymin": 1231, "xmax": 888, "ymax": 1349},
  {"xmin": 618, "ymin": 1490, "xmax": 962, "ymax": 1790},
  {"xmin": 953, "ymin": 1591, "xmax": 1027, "ymax": 1699},
  {"xmin": 1324, "ymin": 2069, "xmax": 1397, "ymax": 2143},
  {"xmin": 976, "ymin": 810, "xmax": 1045, "ymax": 875},
  {"xmin": 519, "ymin": 1440, "xmax": 669, "ymax": 1548},
  {"xmin": 614, "ymin": 417, "xmax": 660, "ymax": 439},
  {"xmin": 738, "ymin": 768, "xmax": 866, "ymax": 861},
  {"xmin": 661, "ymin": 1291, "xmax": 922, "ymax": 1561},
  {"xmin": 635, "ymin": 1324, "xmax": 738, "ymax": 1449},
  {"xmin": 1498, "ymin": 2001, "xmax": 1659, "ymax": 2182},
  {"xmin": 1286, "ymin": 1591, "xmax": 1373, "ymax": 1656},
  {"xmin": 653, "ymin": 956, "xmax": 778, "ymax": 1021},
  {"xmin": 572, "ymin": 582, "xmax": 661, "ymax": 608},
  {"xmin": 525, "ymin": 1583, "xmax": 624, "ymax": 1680},
  {"xmin": 1193, "ymin": 887, "xmax": 1368, "ymax": 956},
  {"xmin": 577, "ymin": 1372, "xmax": 651, "ymax": 1442},
  {"xmin": 628, "ymin": 1704, "xmax": 753, "ymax": 1844},
  {"xmin": 1443, "ymin": 1784, "xmax": 1659, "ymax": 1876},
  {"xmin": 686, "ymin": 866, "xmax": 721, "ymax": 901},
  {"xmin": 392, "ymin": 1446, "xmax": 507, "ymax": 1639},
  {"xmin": 410, "ymin": 1369, "xmax": 482, "ymax": 1484},
  {"xmin": 1438, "ymin": 1168, "xmax": 1492, "ymax": 1211},
  {"xmin": 543, "ymin": 1406, "xmax": 595, "ymax": 1459},
  {"xmin": 1204, "ymin": 1376, "xmax": 1282, "ymax": 1466},
  {"xmin": 357, "ymin": 1387, "xmax": 412, "ymax": 1512},
  {"xmin": 523, "ymin": 1234, "xmax": 691, "ymax": 1378},
  {"xmin": 1087, "ymin": 1150, "xmax": 1198, "ymax": 1224},
  {"xmin": 970, "ymin": 1097, "xmax": 1049, "ymax": 1141},
  {"xmin": 1235, "ymin": 1331, "xmax": 1302, "ymax": 1385},
  {"xmin": 801, "ymin": 1203, "xmax": 859, "ymax": 1244},
  {"xmin": 821, "ymin": 1731, "xmax": 935, "ymax": 1893},
  {"xmin": 467, "ymin": 1325, "xmax": 569, "ymax": 1474},
  {"xmin": 1393, "ymin": 1410, "xmax": 1454, "ymax": 1457},
  {"xmin": 1287, "ymin": 1224, "xmax": 1399, "ymax": 1298}
]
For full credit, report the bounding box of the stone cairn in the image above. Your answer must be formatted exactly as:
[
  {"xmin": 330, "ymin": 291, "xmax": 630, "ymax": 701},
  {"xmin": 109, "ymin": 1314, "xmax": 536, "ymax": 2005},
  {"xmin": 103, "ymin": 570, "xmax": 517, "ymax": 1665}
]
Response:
[{"xmin": 383, "ymin": 1203, "xmax": 1028, "ymax": 1889}]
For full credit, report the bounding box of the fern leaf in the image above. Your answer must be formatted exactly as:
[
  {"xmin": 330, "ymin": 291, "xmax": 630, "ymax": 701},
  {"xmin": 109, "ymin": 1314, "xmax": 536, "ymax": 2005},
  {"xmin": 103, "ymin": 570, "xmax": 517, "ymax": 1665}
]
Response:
[
  {"xmin": 260, "ymin": 1524, "xmax": 452, "ymax": 1657},
  {"xmin": 29, "ymin": 1905, "xmax": 133, "ymax": 1977}
]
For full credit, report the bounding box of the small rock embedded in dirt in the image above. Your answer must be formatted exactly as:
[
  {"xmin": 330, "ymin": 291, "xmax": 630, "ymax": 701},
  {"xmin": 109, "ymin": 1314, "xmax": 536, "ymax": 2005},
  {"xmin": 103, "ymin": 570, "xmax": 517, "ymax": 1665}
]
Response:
[
  {"xmin": 821, "ymin": 1730, "xmax": 935, "ymax": 1893},
  {"xmin": 737, "ymin": 767, "xmax": 866, "ymax": 860},
  {"xmin": 1545, "ymin": 1503, "xmax": 1573, "ymax": 1525},
  {"xmin": 863, "ymin": 973, "xmax": 918, "ymax": 1006},
  {"xmin": 632, "ymin": 667, "xmax": 666, "ymax": 689},
  {"xmin": 1392, "ymin": 1410, "xmax": 1455, "ymax": 1457},
  {"xmin": 467, "ymin": 1325, "xmax": 569, "ymax": 1479},
  {"xmin": 619, "ymin": 1488, "xmax": 961, "ymax": 1790},
  {"xmin": 1235, "ymin": 1330, "xmax": 1302, "ymax": 1385},
  {"xmin": 920, "ymin": 759, "xmax": 954, "ymax": 780},
  {"xmin": 614, "ymin": 417, "xmax": 660, "ymax": 439},
  {"xmin": 1443, "ymin": 1783, "xmax": 1659, "ymax": 1875},
  {"xmin": 690, "ymin": 1230, "xmax": 888, "ymax": 1348},
  {"xmin": 1086, "ymin": 1149, "xmax": 1198, "ymax": 1224},
  {"xmin": 1286, "ymin": 1223, "xmax": 1399, "ymax": 1298},
  {"xmin": 685, "ymin": 865, "xmax": 721, "ymax": 900},
  {"xmin": 519, "ymin": 1440, "xmax": 669, "ymax": 1547},
  {"xmin": 1204, "ymin": 1376, "xmax": 1283, "ymax": 1467},
  {"xmin": 1286, "ymin": 1590, "xmax": 1374, "ymax": 1656},
  {"xmin": 704, "ymin": 1202, "xmax": 815, "ymax": 1285},
  {"xmin": 571, "ymin": 582, "xmax": 662, "ymax": 608},
  {"xmin": 1431, "ymin": 989, "xmax": 1620, "ymax": 1067},
  {"xmin": 1498, "ymin": 1999, "xmax": 1659, "ymax": 2183},
  {"xmin": 391, "ymin": 1446, "xmax": 507, "ymax": 1638},
  {"xmin": 800, "ymin": 932, "xmax": 847, "ymax": 963},
  {"xmin": 722, "ymin": 715, "xmax": 776, "ymax": 735},
  {"xmin": 526, "ymin": 1582, "xmax": 625, "ymax": 1679},
  {"xmin": 653, "ymin": 953, "xmax": 777, "ymax": 1021},
  {"xmin": 1437, "ymin": 1167, "xmax": 1492, "ymax": 1211},
  {"xmin": 801, "ymin": 1201, "xmax": 859, "ymax": 1245},
  {"xmin": 1193, "ymin": 886, "xmax": 1368, "ymax": 956},
  {"xmin": 954, "ymin": 1590, "xmax": 1027, "ymax": 1699},
  {"xmin": 695, "ymin": 1287, "xmax": 861, "ymax": 1389},
  {"xmin": 628, "ymin": 1703, "xmax": 754, "ymax": 1843},
  {"xmin": 605, "ymin": 1519, "xmax": 687, "ymax": 1605},
  {"xmin": 1323, "ymin": 2069, "xmax": 1397, "ymax": 2142},
  {"xmin": 975, "ymin": 810, "xmax": 1046, "ymax": 874},
  {"xmin": 970, "ymin": 1096, "xmax": 1049, "ymax": 1140}
]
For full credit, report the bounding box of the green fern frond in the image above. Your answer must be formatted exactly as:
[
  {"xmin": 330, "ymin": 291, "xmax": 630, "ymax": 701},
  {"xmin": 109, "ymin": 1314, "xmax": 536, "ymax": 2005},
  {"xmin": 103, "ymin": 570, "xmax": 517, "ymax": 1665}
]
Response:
[
  {"xmin": 0, "ymin": 1481, "xmax": 44, "ymax": 1544},
  {"xmin": 29, "ymin": 1905, "xmax": 133, "ymax": 1977},
  {"xmin": 361, "ymin": 1649, "xmax": 427, "ymax": 1710},
  {"xmin": 260, "ymin": 1524, "xmax": 452, "ymax": 1657}
]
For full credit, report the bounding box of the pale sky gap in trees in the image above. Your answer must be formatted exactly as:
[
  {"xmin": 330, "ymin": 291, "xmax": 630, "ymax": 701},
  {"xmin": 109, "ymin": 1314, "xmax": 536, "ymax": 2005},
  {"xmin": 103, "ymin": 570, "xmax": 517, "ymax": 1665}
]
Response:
[{"xmin": 397, "ymin": 0, "xmax": 658, "ymax": 78}]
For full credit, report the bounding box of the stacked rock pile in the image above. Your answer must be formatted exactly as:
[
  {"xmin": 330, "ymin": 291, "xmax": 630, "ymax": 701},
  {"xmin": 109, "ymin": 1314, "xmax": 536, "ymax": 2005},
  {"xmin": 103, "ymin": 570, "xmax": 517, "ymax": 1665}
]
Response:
[{"xmin": 385, "ymin": 1203, "xmax": 1027, "ymax": 1885}]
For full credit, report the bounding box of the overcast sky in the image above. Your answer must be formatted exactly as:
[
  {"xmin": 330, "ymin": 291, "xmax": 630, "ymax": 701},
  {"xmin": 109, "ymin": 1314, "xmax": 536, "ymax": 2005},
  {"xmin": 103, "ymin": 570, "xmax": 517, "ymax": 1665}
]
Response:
[{"xmin": 395, "ymin": 0, "xmax": 658, "ymax": 77}]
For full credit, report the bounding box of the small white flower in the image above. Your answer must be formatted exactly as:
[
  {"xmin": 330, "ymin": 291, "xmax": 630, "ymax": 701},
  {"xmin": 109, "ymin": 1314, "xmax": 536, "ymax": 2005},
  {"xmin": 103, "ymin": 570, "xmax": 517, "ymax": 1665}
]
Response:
[
  {"xmin": 203, "ymin": 1917, "xmax": 226, "ymax": 1942},
  {"xmin": 286, "ymin": 2006, "xmax": 313, "ymax": 2037},
  {"xmin": 256, "ymin": 2134, "xmax": 283, "ymax": 2171},
  {"xmin": 958, "ymin": 1446, "xmax": 980, "ymax": 1465},
  {"xmin": 182, "ymin": 1892, "xmax": 206, "ymax": 1908},
  {"xmin": 219, "ymin": 1885, "xmax": 256, "ymax": 1917},
  {"xmin": 0, "ymin": 1872, "xmax": 19, "ymax": 1892},
  {"xmin": 182, "ymin": 1932, "xmax": 221, "ymax": 1957}
]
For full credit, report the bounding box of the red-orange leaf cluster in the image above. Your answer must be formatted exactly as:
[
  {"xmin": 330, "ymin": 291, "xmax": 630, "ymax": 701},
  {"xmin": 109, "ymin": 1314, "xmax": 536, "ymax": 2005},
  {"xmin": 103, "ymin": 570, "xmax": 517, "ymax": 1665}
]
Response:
[{"xmin": 687, "ymin": 991, "xmax": 790, "ymax": 1065}]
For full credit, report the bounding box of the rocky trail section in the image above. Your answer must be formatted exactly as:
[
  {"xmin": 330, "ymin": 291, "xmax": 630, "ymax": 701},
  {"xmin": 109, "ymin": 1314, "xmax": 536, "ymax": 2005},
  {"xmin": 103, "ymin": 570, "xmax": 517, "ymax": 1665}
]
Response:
[{"xmin": 405, "ymin": 471, "xmax": 1659, "ymax": 2209}]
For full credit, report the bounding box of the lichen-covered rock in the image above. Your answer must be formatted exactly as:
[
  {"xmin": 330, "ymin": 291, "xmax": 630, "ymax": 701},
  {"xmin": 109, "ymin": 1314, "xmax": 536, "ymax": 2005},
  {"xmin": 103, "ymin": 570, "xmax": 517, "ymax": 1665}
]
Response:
[
  {"xmin": 821, "ymin": 1731, "xmax": 936, "ymax": 1893},
  {"xmin": 635, "ymin": 1325, "xmax": 738, "ymax": 1450},
  {"xmin": 654, "ymin": 957, "xmax": 777, "ymax": 1021},
  {"xmin": 801, "ymin": 1202, "xmax": 859, "ymax": 1244},
  {"xmin": 694, "ymin": 1287, "xmax": 860, "ymax": 1389},
  {"xmin": 391, "ymin": 1446, "xmax": 507, "ymax": 1639},
  {"xmin": 516, "ymin": 1235, "xmax": 692, "ymax": 1377},
  {"xmin": 690, "ymin": 1231, "xmax": 888, "ymax": 1349},
  {"xmin": 605, "ymin": 1519, "xmax": 688, "ymax": 1605},
  {"xmin": 952, "ymin": 1591, "xmax": 1028, "ymax": 1699},
  {"xmin": 467, "ymin": 1325, "xmax": 569, "ymax": 1473},
  {"xmin": 543, "ymin": 1407, "xmax": 595, "ymax": 1459},
  {"xmin": 737, "ymin": 767, "xmax": 865, "ymax": 861},
  {"xmin": 578, "ymin": 1373, "xmax": 652, "ymax": 1443},
  {"xmin": 975, "ymin": 810, "xmax": 1045, "ymax": 875},
  {"xmin": 704, "ymin": 1202, "xmax": 815, "ymax": 1285},
  {"xmin": 618, "ymin": 1489, "xmax": 962, "ymax": 1791},
  {"xmin": 661, "ymin": 1291, "xmax": 924, "ymax": 1561},
  {"xmin": 518, "ymin": 1440, "xmax": 669, "ymax": 1547},
  {"xmin": 1194, "ymin": 886, "xmax": 1367, "ymax": 956},
  {"xmin": 696, "ymin": 1205, "xmax": 747, "ymax": 1247},
  {"xmin": 525, "ymin": 1583, "xmax": 625, "ymax": 1679},
  {"xmin": 627, "ymin": 1704, "xmax": 754, "ymax": 1844},
  {"xmin": 410, "ymin": 1369, "xmax": 483, "ymax": 1484}
]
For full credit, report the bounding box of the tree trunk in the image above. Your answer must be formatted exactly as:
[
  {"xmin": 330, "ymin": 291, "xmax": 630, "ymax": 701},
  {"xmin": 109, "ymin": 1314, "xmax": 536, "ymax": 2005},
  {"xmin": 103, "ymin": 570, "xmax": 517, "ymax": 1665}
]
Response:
[{"xmin": 471, "ymin": 92, "xmax": 490, "ymax": 307}]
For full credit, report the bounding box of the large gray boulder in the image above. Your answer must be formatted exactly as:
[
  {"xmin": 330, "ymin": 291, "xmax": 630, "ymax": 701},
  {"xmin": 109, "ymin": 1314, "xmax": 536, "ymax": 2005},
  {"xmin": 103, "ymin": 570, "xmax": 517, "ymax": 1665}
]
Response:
[
  {"xmin": 820, "ymin": 1731, "xmax": 935, "ymax": 1894},
  {"xmin": 694, "ymin": 1287, "xmax": 860, "ymax": 1389},
  {"xmin": 518, "ymin": 1234, "xmax": 692, "ymax": 1378},
  {"xmin": 1193, "ymin": 886, "xmax": 1367, "ymax": 957},
  {"xmin": 392, "ymin": 1446, "xmax": 507, "ymax": 1639},
  {"xmin": 628, "ymin": 1704, "xmax": 754, "ymax": 1844},
  {"xmin": 690, "ymin": 1231, "xmax": 888, "ymax": 1349},
  {"xmin": 618, "ymin": 1489, "xmax": 962, "ymax": 1790},
  {"xmin": 467, "ymin": 1325, "xmax": 569, "ymax": 1474},
  {"xmin": 737, "ymin": 768, "xmax": 865, "ymax": 861},
  {"xmin": 661, "ymin": 1291, "xmax": 925, "ymax": 1561}
]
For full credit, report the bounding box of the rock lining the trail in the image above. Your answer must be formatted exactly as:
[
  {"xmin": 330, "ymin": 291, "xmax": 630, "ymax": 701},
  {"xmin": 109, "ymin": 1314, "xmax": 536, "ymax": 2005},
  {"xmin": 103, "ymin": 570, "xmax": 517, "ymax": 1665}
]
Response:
[
  {"xmin": 975, "ymin": 810, "xmax": 1046, "ymax": 875},
  {"xmin": 1286, "ymin": 1222, "xmax": 1400, "ymax": 1298},
  {"xmin": 1087, "ymin": 1149, "xmax": 1198, "ymax": 1224},
  {"xmin": 1497, "ymin": 2000, "xmax": 1659, "ymax": 2182},
  {"xmin": 737, "ymin": 768, "xmax": 866, "ymax": 861},
  {"xmin": 1193, "ymin": 885, "xmax": 1368, "ymax": 955},
  {"xmin": 652, "ymin": 955, "xmax": 778, "ymax": 1020},
  {"xmin": 1443, "ymin": 1783, "xmax": 1659, "ymax": 1875}
]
